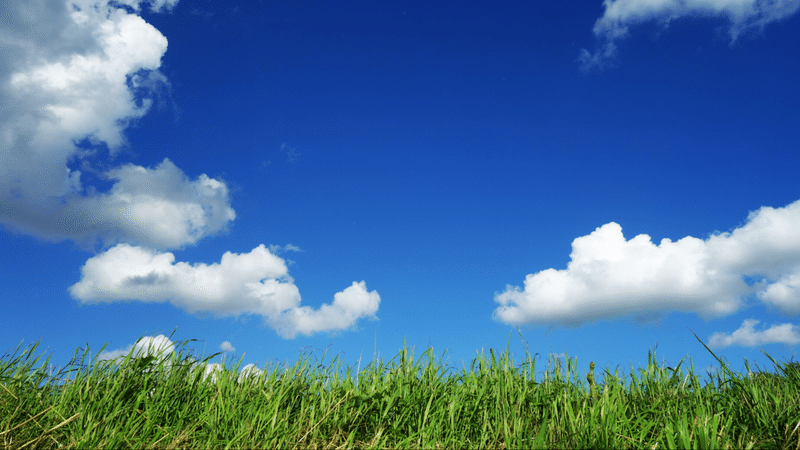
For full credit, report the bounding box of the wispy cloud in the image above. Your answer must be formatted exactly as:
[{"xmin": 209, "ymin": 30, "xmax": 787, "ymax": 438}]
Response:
[
  {"xmin": 116, "ymin": 0, "xmax": 179, "ymax": 13},
  {"xmin": 709, "ymin": 319, "xmax": 800, "ymax": 348},
  {"xmin": 579, "ymin": 0, "xmax": 800, "ymax": 71},
  {"xmin": 280, "ymin": 143, "xmax": 303, "ymax": 163},
  {"xmin": 269, "ymin": 243, "xmax": 303, "ymax": 255},
  {"xmin": 494, "ymin": 199, "xmax": 800, "ymax": 327}
]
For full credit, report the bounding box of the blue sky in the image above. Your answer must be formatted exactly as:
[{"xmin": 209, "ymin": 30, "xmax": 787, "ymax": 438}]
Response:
[{"xmin": 2, "ymin": 0, "xmax": 800, "ymax": 386}]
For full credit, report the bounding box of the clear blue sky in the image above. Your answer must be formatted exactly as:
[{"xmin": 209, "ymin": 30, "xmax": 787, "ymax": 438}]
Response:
[{"xmin": 2, "ymin": 0, "xmax": 799, "ymax": 386}]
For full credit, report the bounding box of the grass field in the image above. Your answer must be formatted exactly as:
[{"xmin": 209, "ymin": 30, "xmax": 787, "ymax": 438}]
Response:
[{"xmin": 1, "ymin": 331, "xmax": 799, "ymax": 449}]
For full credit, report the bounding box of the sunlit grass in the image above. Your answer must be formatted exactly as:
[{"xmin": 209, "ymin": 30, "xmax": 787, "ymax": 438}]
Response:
[{"xmin": 1, "ymin": 331, "xmax": 799, "ymax": 449}]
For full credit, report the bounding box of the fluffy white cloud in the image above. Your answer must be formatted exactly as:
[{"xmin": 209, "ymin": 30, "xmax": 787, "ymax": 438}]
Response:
[
  {"xmin": 2, "ymin": 0, "xmax": 168, "ymax": 199},
  {"xmin": 97, "ymin": 335, "xmax": 256, "ymax": 386},
  {"xmin": 220, "ymin": 341, "xmax": 235, "ymax": 352},
  {"xmin": 69, "ymin": 245, "xmax": 381, "ymax": 337},
  {"xmin": 3, "ymin": 1, "xmax": 380, "ymax": 337},
  {"xmin": 190, "ymin": 362, "xmax": 259, "ymax": 384},
  {"xmin": 69, "ymin": 158, "xmax": 236, "ymax": 249},
  {"xmin": 494, "ymin": 199, "xmax": 800, "ymax": 327},
  {"xmin": 269, "ymin": 281, "xmax": 381, "ymax": 339},
  {"xmin": 98, "ymin": 334, "xmax": 176, "ymax": 362},
  {"xmin": 708, "ymin": 319, "xmax": 800, "ymax": 348},
  {"xmin": 2, "ymin": 158, "xmax": 236, "ymax": 249},
  {"xmin": 0, "ymin": 0, "xmax": 238, "ymax": 250},
  {"xmin": 580, "ymin": 0, "xmax": 800, "ymax": 70},
  {"xmin": 69, "ymin": 243, "xmax": 299, "ymax": 316},
  {"xmin": 757, "ymin": 268, "xmax": 800, "ymax": 315}
]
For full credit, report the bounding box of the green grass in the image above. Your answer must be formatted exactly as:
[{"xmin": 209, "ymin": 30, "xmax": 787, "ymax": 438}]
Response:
[{"xmin": 1, "ymin": 331, "xmax": 799, "ymax": 449}]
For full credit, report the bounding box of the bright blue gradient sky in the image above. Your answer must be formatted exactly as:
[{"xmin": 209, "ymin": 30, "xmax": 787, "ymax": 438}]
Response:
[{"xmin": 2, "ymin": 0, "xmax": 800, "ymax": 384}]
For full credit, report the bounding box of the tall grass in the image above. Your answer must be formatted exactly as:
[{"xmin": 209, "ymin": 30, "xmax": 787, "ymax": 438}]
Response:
[{"xmin": 1, "ymin": 332, "xmax": 799, "ymax": 449}]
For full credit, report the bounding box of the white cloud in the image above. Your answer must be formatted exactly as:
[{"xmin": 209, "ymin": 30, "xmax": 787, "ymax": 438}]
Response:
[
  {"xmin": 189, "ymin": 362, "xmax": 262, "ymax": 385},
  {"xmin": 69, "ymin": 158, "xmax": 236, "ymax": 249},
  {"xmin": 708, "ymin": 201, "xmax": 800, "ymax": 277},
  {"xmin": 708, "ymin": 319, "xmax": 800, "ymax": 348},
  {"xmin": 269, "ymin": 281, "xmax": 381, "ymax": 339},
  {"xmin": 3, "ymin": 0, "xmax": 380, "ymax": 337},
  {"xmin": 758, "ymin": 268, "xmax": 800, "ymax": 315},
  {"xmin": 268, "ymin": 243, "xmax": 303, "ymax": 255},
  {"xmin": 2, "ymin": 0, "xmax": 168, "ymax": 197},
  {"xmin": 220, "ymin": 341, "xmax": 235, "ymax": 352},
  {"xmin": 494, "ymin": 199, "xmax": 800, "ymax": 327},
  {"xmin": 2, "ymin": 158, "xmax": 236, "ymax": 249},
  {"xmin": 115, "ymin": 0, "xmax": 180, "ymax": 13},
  {"xmin": 236, "ymin": 363, "xmax": 264, "ymax": 383},
  {"xmin": 98, "ymin": 334, "xmax": 176, "ymax": 362},
  {"xmin": 198, "ymin": 362, "xmax": 224, "ymax": 383},
  {"xmin": 0, "ymin": 0, "xmax": 237, "ymax": 250},
  {"xmin": 96, "ymin": 335, "xmax": 253, "ymax": 386},
  {"xmin": 580, "ymin": 0, "xmax": 800, "ymax": 70},
  {"xmin": 69, "ymin": 245, "xmax": 381, "ymax": 337},
  {"xmin": 189, "ymin": 362, "xmax": 261, "ymax": 385},
  {"xmin": 69, "ymin": 244, "xmax": 299, "ymax": 316}
]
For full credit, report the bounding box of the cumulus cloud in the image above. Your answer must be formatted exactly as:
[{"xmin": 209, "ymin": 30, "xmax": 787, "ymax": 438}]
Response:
[
  {"xmin": 708, "ymin": 319, "xmax": 800, "ymax": 348},
  {"xmin": 269, "ymin": 281, "xmax": 381, "ymax": 339},
  {"xmin": 3, "ymin": 158, "xmax": 236, "ymax": 249},
  {"xmin": 194, "ymin": 362, "xmax": 263, "ymax": 384},
  {"xmin": 98, "ymin": 334, "xmax": 176, "ymax": 362},
  {"xmin": 579, "ymin": 0, "xmax": 800, "ymax": 71},
  {"xmin": 220, "ymin": 341, "xmax": 235, "ymax": 352},
  {"xmin": 0, "ymin": 0, "xmax": 237, "ymax": 249},
  {"xmin": 758, "ymin": 269, "xmax": 800, "ymax": 315},
  {"xmin": 97, "ymin": 335, "xmax": 257, "ymax": 385},
  {"xmin": 69, "ymin": 244, "xmax": 381, "ymax": 337},
  {"xmin": 494, "ymin": 199, "xmax": 800, "ymax": 327},
  {"xmin": 2, "ymin": 0, "xmax": 168, "ymax": 197},
  {"xmin": 70, "ymin": 244, "xmax": 299, "ymax": 315},
  {"xmin": 2, "ymin": 0, "xmax": 380, "ymax": 337}
]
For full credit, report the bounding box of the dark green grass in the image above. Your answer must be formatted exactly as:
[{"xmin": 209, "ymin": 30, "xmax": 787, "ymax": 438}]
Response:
[{"xmin": 1, "ymin": 331, "xmax": 799, "ymax": 449}]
